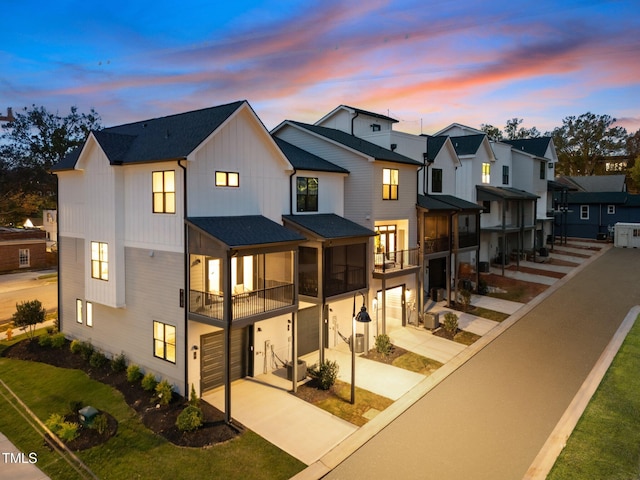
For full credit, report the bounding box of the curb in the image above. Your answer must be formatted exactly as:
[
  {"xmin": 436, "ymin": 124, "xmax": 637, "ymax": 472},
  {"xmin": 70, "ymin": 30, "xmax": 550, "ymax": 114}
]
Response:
[
  {"xmin": 293, "ymin": 242, "xmax": 614, "ymax": 480},
  {"xmin": 523, "ymin": 305, "xmax": 640, "ymax": 479}
]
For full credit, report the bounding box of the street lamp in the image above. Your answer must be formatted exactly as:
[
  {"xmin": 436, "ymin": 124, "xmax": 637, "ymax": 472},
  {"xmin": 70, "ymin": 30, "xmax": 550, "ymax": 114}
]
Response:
[{"xmin": 351, "ymin": 292, "xmax": 372, "ymax": 404}]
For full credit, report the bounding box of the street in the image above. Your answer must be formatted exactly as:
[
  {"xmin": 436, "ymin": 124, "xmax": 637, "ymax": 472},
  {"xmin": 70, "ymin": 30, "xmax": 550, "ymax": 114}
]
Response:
[{"xmin": 0, "ymin": 269, "xmax": 58, "ymax": 323}]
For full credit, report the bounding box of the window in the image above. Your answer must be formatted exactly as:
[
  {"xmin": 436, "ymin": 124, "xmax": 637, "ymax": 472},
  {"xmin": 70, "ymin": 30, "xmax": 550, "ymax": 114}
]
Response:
[
  {"xmin": 382, "ymin": 168, "xmax": 398, "ymax": 200},
  {"xmin": 76, "ymin": 299, "xmax": 83, "ymax": 324},
  {"xmin": 215, "ymin": 171, "xmax": 239, "ymax": 187},
  {"xmin": 18, "ymin": 249, "xmax": 30, "ymax": 267},
  {"xmin": 607, "ymin": 205, "xmax": 615, "ymax": 214},
  {"xmin": 153, "ymin": 321, "xmax": 176, "ymax": 363},
  {"xmin": 482, "ymin": 163, "xmax": 490, "ymax": 184},
  {"xmin": 482, "ymin": 201, "xmax": 491, "ymax": 213},
  {"xmin": 431, "ymin": 168, "xmax": 443, "ymax": 193},
  {"xmin": 86, "ymin": 302, "xmax": 93, "ymax": 327},
  {"xmin": 634, "ymin": 229, "xmax": 640, "ymax": 237},
  {"xmin": 296, "ymin": 177, "xmax": 318, "ymax": 212},
  {"xmin": 324, "ymin": 243, "xmax": 367, "ymax": 297},
  {"xmin": 580, "ymin": 205, "xmax": 589, "ymax": 220},
  {"xmin": 502, "ymin": 166, "xmax": 509, "ymax": 185},
  {"xmin": 540, "ymin": 161, "xmax": 546, "ymax": 180},
  {"xmin": 91, "ymin": 241, "xmax": 109, "ymax": 280},
  {"xmin": 152, "ymin": 170, "xmax": 176, "ymax": 213},
  {"xmin": 371, "ymin": 124, "xmax": 381, "ymax": 132}
]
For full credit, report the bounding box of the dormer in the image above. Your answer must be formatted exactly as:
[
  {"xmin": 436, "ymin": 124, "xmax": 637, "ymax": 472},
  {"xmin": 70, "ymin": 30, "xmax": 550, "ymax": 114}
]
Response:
[{"xmin": 315, "ymin": 105, "xmax": 399, "ymax": 137}]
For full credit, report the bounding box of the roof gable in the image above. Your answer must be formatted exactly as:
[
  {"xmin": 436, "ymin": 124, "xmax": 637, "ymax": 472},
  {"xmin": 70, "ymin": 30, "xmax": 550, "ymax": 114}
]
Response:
[
  {"xmin": 273, "ymin": 137, "xmax": 348, "ymax": 173},
  {"xmin": 282, "ymin": 213, "xmax": 375, "ymax": 240},
  {"xmin": 284, "ymin": 121, "xmax": 422, "ymax": 166},
  {"xmin": 316, "ymin": 105, "xmax": 399, "ymax": 126},
  {"xmin": 449, "ymin": 134, "xmax": 488, "ymax": 157},
  {"xmin": 504, "ymin": 137, "xmax": 552, "ymax": 159}
]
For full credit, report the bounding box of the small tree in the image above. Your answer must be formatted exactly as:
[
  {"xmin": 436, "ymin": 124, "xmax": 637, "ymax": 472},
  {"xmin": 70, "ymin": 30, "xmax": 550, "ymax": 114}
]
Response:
[
  {"xmin": 12, "ymin": 300, "xmax": 46, "ymax": 340},
  {"xmin": 458, "ymin": 289, "xmax": 472, "ymax": 312},
  {"xmin": 307, "ymin": 360, "xmax": 339, "ymax": 390},
  {"xmin": 443, "ymin": 312, "xmax": 459, "ymax": 338}
]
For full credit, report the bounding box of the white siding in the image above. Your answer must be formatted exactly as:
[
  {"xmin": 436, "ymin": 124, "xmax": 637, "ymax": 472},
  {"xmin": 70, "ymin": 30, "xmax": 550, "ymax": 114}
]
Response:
[
  {"xmin": 188, "ymin": 108, "xmax": 290, "ymax": 222},
  {"xmin": 57, "ymin": 171, "xmax": 86, "ymax": 238},
  {"xmin": 292, "ymin": 171, "xmax": 345, "ymax": 216}
]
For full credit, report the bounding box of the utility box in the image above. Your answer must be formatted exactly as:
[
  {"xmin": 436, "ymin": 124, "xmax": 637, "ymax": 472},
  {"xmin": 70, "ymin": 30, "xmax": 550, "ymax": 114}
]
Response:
[
  {"xmin": 286, "ymin": 360, "xmax": 307, "ymax": 382},
  {"xmin": 614, "ymin": 223, "xmax": 640, "ymax": 248},
  {"xmin": 423, "ymin": 312, "xmax": 440, "ymax": 330},
  {"xmin": 78, "ymin": 406, "xmax": 99, "ymax": 427}
]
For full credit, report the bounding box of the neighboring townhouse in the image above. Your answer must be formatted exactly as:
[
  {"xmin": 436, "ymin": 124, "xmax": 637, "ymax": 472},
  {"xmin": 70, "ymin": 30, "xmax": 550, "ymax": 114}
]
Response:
[
  {"xmin": 0, "ymin": 227, "xmax": 47, "ymax": 272},
  {"xmin": 272, "ymin": 115, "xmax": 423, "ymax": 346},
  {"xmin": 43, "ymin": 209, "xmax": 58, "ymax": 252},
  {"xmin": 52, "ymin": 101, "xmax": 317, "ymax": 422}
]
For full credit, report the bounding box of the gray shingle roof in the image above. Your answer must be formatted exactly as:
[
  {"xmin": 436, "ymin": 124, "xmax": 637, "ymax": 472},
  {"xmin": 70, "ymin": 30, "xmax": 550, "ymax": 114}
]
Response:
[
  {"xmin": 417, "ymin": 194, "xmax": 483, "ymax": 211},
  {"xmin": 187, "ymin": 216, "xmax": 304, "ymax": 248},
  {"xmin": 338, "ymin": 105, "xmax": 398, "ymax": 123},
  {"xmin": 273, "ymin": 138, "xmax": 349, "ymax": 173},
  {"xmin": 423, "ymin": 135, "xmax": 449, "ymax": 162},
  {"xmin": 558, "ymin": 175, "xmax": 626, "ymax": 192},
  {"xmin": 53, "ymin": 101, "xmax": 245, "ymax": 171},
  {"xmin": 282, "ymin": 214, "xmax": 375, "ymax": 240},
  {"xmin": 567, "ymin": 192, "xmax": 628, "ymax": 204},
  {"xmin": 504, "ymin": 138, "xmax": 552, "ymax": 158},
  {"xmin": 449, "ymin": 134, "xmax": 486, "ymax": 156},
  {"xmin": 288, "ymin": 121, "xmax": 422, "ymax": 166}
]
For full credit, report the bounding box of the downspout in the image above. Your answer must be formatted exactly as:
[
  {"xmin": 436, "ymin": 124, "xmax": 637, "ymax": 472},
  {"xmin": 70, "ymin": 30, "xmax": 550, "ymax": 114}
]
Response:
[
  {"xmin": 289, "ymin": 167, "xmax": 297, "ymax": 215},
  {"xmin": 55, "ymin": 174, "xmax": 62, "ymax": 332},
  {"xmin": 350, "ymin": 111, "xmax": 359, "ymax": 135},
  {"xmin": 178, "ymin": 159, "xmax": 189, "ymax": 396}
]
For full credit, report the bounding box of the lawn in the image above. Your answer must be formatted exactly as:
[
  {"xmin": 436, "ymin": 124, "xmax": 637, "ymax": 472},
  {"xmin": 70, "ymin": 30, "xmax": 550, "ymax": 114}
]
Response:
[
  {"xmin": 0, "ymin": 333, "xmax": 305, "ymax": 480},
  {"xmin": 392, "ymin": 351, "xmax": 442, "ymax": 375},
  {"xmin": 547, "ymin": 314, "xmax": 640, "ymax": 479}
]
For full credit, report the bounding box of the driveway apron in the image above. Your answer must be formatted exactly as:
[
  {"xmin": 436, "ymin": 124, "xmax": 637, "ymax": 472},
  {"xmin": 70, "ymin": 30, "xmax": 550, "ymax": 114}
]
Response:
[{"xmin": 325, "ymin": 247, "xmax": 640, "ymax": 480}]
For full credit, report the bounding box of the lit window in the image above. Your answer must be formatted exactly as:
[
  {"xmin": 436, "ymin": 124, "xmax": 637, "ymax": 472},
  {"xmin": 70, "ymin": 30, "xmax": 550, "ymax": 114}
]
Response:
[
  {"xmin": 580, "ymin": 205, "xmax": 589, "ymax": 220},
  {"xmin": 19, "ymin": 249, "xmax": 30, "ymax": 267},
  {"xmin": 215, "ymin": 171, "xmax": 239, "ymax": 187},
  {"xmin": 152, "ymin": 170, "xmax": 176, "ymax": 213},
  {"xmin": 154, "ymin": 321, "xmax": 176, "ymax": 363},
  {"xmin": 91, "ymin": 241, "xmax": 109, "ymax": 280},
  {"xmin": 607, "ymin": 205, "xmax": 615, "ymax": 215},
  {"xmin": 297, "ymin": 177, "xmax": 318, "ymax": 212},
  {"xmin": 482, "ymin": 163, "xmax": 490, "ymax": 184},
  {"xmin": 86, "ymin": 302, "xmax": 93, "ymax": 327},
  {"xmin": 382, "ymin": 168, "xmax": 398, "ymax": 200},
  {"xmin": 76, "ymin": 299, "xmax": 83, "ymax": 324}
]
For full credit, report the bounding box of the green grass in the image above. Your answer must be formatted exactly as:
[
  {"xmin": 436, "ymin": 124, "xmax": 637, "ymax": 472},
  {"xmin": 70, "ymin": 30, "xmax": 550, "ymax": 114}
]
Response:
[
  {"xmin": 311, "ymin": 380, "xmax": 393, "ymax": 427},
  {"xmin": 548, "ymin": 314, "xmax": 640, "ymax": 479},
  {"xmin": 392, "ymin": 352, "xmax": 442, "ymax": 375},
  {"xmin": 0, "ymin": 355, "xmax": 305, "ymax": 480},
  {"xmin": 453, "ymin": 330, "xmax": 481, "ymax": 346},
  {"xmin": 470, "ymin": 307, "xmax": 510, "ymax": 322}
]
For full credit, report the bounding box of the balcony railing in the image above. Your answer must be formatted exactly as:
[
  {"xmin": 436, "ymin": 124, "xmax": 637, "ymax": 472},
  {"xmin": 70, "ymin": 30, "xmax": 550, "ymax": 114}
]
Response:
[
  {"xmin": 373, "ymin": 248, "xmax": 420, "ymax": 273},
  {"xmin": 324, "ymin": 265, "xmax": 366, "ymax": 298},
  {"xmin": 423, "ymin": 237, "xmax": 449, "ymax": 254},
  {"xmin": 458, "ymin": 232, "xmax": 479, "ymax": 249},
  {"xmin": 190, "ymin": 282, "xmax": 294, "ymax": 321}
]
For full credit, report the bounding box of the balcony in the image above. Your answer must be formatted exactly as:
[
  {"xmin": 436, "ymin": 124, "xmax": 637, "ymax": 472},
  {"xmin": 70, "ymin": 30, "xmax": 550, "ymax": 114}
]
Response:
[
  {"xmin": 423, "ymin": 237, "xmax": 449, "ymax": 254},
  {"xmin": 458, "ymin": 232, "xmax": 479, "ymax": 249},
  {"xmin": 190, "ymin": 282, "xmax": 295, "ymax": 322},
  {"xmin": 324, "ymin": 265, "xmax": 366, "ymax": 298},
  {"xmin": 373, "ymin": 248, "xmax": 420, "ymax": 276}
]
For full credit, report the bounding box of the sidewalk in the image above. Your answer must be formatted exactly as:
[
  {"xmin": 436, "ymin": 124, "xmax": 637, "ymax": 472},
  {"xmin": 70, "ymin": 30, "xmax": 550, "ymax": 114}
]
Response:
[{"xmin": 0, "ymin": 433, "xmax": 50, "ymax": 480}]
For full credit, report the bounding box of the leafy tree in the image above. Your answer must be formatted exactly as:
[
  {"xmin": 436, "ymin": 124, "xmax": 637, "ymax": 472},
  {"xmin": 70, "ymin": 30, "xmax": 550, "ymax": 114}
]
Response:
[
  {"xmin": 480, "ymin": 124, "xmax": 503, "ymax": 141},
  {"xmin": 552, "ymin": 112, "xmax": 627, "ymax": 176},
  {"xmin": 12, "ymin": 299, "xmax": 46, "ymax": 340},
  {"xmin": 0, "ymin": 105, "xmax": 101, "ymax": 225},
  {"xmin": 481, "ymin": 118, "xmax": 540, "ymax": 141},
  {"xmin": 629, "ymin": 156, "xmax": 640, "ymax": 191},
  {"xmin": 626, "ymin": 130, "xmax": 640, "ymax": 192}
]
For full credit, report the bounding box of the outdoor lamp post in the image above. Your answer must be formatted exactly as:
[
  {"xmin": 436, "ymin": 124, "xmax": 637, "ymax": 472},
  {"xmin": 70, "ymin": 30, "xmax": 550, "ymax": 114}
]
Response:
[{"xmin": 351, "ymin": 292, "xmax": 372, "ymax": 404}]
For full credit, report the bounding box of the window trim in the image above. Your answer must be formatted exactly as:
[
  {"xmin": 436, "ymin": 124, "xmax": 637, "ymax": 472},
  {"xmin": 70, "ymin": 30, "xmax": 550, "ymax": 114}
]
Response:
[
  {"xmin": 153, "ymin": 321, "xmax": 176, "ymax": 364},
  {"xmin": 296, "ymin": 177, "xmax": 319, "ymax": 212},
  {"xmin": 90, "ymin": 241, "xmax": 109, "ymax": 281},
  {"xmin": 539, "ymin": 161, "xmax": 546, "ymax": 180},
  {"xmin": 431, "ymin": 168, "xmax": 443, "ymax": 193},
  {"xmin": 502, "ymin": 165, "xmax": 509, "ymax": 185},
  {"xmin": 152, "ymin": 170, "xmax": 176, "ymax": 214},
  {"xmin": 86, "ymin": 302, "xmax": 93, "ymax": 327},
  {"xmin": 382, "ymin": 168, "xmax": 399, "ymax": 200},
  {"xmin": 76, "ymin": 299, "xmax": 83, "ymax": 324},
  {"xmin": 18, "ymin": 248, "xmax": 30, "ymax": 268},
  {"xmin": 481, "ymin": 163, "xmax": 490, "ymax": 184},
  {"xmin": 215, "ymin": 171, "xmax": 239, "ymax": 187},
  {"xmin": 607, "ymin": 205, "xmax": 615, "ymax": 215},
  {"xmin": 580, "ymin": 205, "xmax": 589, "ymax": 220}
]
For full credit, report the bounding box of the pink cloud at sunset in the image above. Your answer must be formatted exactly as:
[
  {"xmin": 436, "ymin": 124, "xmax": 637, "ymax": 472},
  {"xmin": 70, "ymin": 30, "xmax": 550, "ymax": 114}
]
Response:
[{"xmin": 1, "ymin": 0, "xmax": 639, "ymax": 135}]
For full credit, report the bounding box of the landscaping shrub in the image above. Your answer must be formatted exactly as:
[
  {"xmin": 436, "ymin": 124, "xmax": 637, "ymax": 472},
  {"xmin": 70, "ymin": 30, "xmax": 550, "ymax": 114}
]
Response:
[
  {"xmin": 458, "ymin": 289, "xmax": 472, "ymax": 312},
  {"xmin": 176, "ymin": 405, "xmax": 204, "ymax": 432},
  {"xmin": 111, "ymin": 353, "xmax": 127, "ymax": 372},
  {"xmin": 374, "ymin": 333, "xmax": 393, "ymax": 356},
  {"xmin": 189, "ymin": 383, "xmax": 200, "ymax": 407},
  {"xmin": 69, "ymin": 339, "xmax": 82, "ymax": 354},
  {"xmin": 127, "ymin": 364, "xmax": 143, "ymax": 383},
  {"xmin": 50, "ymin": 332, "xmax": 66, "ymax": 349},
  {"xmin": 89, "ymin": 350, "xmax": 108, "ymax": 368},
  {"xmin": 45, "ymin": 413, "xmax": 79, "ymax": 442},
  {"xmin": 91, "ymin": 413, "xmax": 108, "ymax": 435},
  {"xmin": 79, "ymin": 341, "xmax": 94, "ymax": 361},
  {"xmin": 307, "ymin": 360, "xmax": 339, "ymax": 390},
  {"xmin": 155, "ymin": 379, "xmax": 174, "ymax": 405},
  {"xmin": 443, "ymin": 312, "xmax": 459, "ymax": 337},
  {"xmin": 141, "ymin": 372, "xmax": 158, "ymax": 392},
  {"xmin": 38, "ymin": 333, "xmax": 52, "ymax": 348}
]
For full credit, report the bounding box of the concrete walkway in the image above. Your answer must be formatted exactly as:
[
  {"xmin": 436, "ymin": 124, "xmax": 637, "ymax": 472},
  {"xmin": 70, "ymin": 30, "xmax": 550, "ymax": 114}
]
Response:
[
  {"xmin": 0, "ymin": 433, "xmax": 50, "ymax": 479},
  {"xmin": 320, "ymin": 246, "xmax": 640, "ymax": 479}
]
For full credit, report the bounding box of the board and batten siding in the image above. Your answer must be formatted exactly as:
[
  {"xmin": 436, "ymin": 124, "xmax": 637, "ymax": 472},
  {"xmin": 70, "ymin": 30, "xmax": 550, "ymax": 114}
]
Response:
[
  {"xmin": 187, "ymin": 108, "xmax": 290, "ymax": 223},
  {"xmin": 124, "ymin": 162, "xmax": 184, "ymax": 252},
  {"xmin": 292, "ymin": 171, "xmax": 345, "ymax": 216},
  {"xmin": 57, "ymin": 171, "xmax": 86, "ymax": 238},
  {"xmin": 58, "ymin": 236, "xmax": 85, "ymax": 337}
]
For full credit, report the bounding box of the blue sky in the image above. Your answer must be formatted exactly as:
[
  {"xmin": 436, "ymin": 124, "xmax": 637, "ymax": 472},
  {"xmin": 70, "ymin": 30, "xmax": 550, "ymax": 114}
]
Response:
[{"xmin": 2, "ymin": 0, "xmax": 639, "ymax": 135}]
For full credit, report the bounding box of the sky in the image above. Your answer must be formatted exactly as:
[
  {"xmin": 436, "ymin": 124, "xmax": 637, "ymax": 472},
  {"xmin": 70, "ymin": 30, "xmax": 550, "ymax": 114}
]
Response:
[{"xmin": 2, "ymin": 0, "xmax": 640, "ymax": 136}]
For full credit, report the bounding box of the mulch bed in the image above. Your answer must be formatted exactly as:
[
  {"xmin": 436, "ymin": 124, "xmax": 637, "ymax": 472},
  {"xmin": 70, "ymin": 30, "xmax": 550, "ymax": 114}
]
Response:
[{"xmin": 3, "ymin": 339, "xmax": 242, "ymax": 450}]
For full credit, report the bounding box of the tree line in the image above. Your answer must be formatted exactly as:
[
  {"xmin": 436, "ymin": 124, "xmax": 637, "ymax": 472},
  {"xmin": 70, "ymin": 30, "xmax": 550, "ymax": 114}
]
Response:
[{"xmin": 1, "ymin": 105, "xmax": 639, "ymax": 226}]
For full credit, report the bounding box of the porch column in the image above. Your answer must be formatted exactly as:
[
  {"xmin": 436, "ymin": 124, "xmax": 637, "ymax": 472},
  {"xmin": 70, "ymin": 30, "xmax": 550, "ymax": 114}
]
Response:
[
  {"xmin": 501, "ymin": 199, "xmax": 506, "ymax": 276},
  {"xmin": 291, "ymin": 311, "xmax": 298, "ymax": 393},
  {"xmin": 381, "ymin": 276, "xmax": 387, "ymax": 334},
  {"xmin": 223, "ymin": 252, "xmax": 233, "ymax": 425}
]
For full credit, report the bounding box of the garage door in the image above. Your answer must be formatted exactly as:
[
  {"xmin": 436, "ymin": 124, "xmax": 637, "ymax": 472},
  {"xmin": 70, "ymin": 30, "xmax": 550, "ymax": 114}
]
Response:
[
  {"xmin": 201, "ymin": 327, "xmax": 248, "ymax": 393},
  {"xmin": 298, "ymin": 306, "xmax": 321, "ymax": 356}
]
